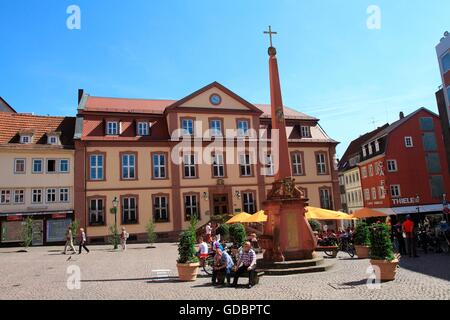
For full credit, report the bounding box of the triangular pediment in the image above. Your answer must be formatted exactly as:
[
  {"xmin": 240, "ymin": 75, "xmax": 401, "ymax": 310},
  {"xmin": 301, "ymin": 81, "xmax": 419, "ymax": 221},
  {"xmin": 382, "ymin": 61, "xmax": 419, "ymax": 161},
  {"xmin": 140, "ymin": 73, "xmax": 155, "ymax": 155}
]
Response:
[{"xmin": 166, "ymin": 82, "xmax": 262, "ymax": 114}]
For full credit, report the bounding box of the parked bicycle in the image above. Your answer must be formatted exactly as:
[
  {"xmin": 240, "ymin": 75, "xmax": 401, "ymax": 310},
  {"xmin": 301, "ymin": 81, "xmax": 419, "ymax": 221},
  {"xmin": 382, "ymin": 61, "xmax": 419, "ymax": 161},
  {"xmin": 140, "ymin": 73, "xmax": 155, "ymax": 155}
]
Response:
[{"xmin": 323, "ymin": 236, "xmax": 355, "ymax": 258}]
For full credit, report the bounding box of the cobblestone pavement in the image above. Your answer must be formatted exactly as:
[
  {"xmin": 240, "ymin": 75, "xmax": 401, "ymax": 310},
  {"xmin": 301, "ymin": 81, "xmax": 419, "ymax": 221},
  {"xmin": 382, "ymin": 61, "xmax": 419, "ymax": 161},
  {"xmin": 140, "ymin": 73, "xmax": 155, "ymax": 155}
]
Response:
[{"xmin": 0, "ymin": 243, "xmax": 449, "ymax": 300}]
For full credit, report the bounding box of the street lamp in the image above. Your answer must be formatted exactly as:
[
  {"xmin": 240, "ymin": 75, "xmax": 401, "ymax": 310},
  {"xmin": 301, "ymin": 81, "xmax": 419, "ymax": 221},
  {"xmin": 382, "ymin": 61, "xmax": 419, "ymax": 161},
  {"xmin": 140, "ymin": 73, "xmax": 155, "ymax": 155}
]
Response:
[
  {"xmin": 112, "ymin": 197, "xmax": 119, "ymax": 249},
  {"xmin": 415, "ymin": 194, "xmax": 420, "ymax": 223}
]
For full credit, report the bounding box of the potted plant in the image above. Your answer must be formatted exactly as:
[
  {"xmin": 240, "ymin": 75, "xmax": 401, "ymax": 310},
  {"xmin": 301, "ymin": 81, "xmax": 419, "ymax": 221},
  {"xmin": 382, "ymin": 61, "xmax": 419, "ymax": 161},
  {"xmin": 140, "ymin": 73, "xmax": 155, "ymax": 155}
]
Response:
[
  {"xmin": 354, "ymin": 221, "xmax": 370, "ymax": 259},
  {"xmin": 176, "ymin": 215, "xmax": 200, "ymax": 281},
  {"xmin": 369, "ymin": 222, "xmax": 398, "ymax": 281}
]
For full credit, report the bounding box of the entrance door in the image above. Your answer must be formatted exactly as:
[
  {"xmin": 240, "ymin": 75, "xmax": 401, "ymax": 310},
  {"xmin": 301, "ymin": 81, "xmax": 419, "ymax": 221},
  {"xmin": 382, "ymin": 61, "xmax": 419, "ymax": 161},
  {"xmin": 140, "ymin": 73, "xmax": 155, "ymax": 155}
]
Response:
[
  {"xmin": 213, "ymin": 194, "xmax": 229, "ymax": 215},
  {"xmin": 32, "ymin": 220, "xmax": 44, "ymax": 246}
]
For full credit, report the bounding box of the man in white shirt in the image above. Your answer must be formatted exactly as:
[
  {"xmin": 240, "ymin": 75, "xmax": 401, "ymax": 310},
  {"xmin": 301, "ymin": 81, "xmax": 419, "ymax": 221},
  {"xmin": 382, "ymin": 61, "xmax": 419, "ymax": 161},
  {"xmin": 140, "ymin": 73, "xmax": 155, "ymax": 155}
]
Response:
[{"xmin": 205, "ymin": 223, "xmax": 212, "ymax": 243}]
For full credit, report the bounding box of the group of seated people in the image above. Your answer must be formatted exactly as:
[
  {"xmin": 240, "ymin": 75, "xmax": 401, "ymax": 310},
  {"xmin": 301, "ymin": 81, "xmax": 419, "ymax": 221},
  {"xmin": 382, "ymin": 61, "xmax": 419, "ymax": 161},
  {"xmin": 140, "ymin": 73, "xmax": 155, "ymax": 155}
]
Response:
[{"xmin": 197, "ymin": 236, "xmax": 258, "ymax": 289}]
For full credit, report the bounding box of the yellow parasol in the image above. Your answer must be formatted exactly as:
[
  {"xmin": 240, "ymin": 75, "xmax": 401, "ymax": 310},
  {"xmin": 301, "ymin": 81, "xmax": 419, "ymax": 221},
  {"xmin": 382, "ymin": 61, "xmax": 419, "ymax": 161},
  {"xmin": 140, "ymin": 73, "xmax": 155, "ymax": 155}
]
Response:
[
  {"xmin": 350, "ymin": 208, "xmax": 389, "ymax": 219},
  {"xmin": 225, "ymin": 212, "xmax": 252, "ymax": 224},
  {"xmin": 243, "ymin": 210, "xmax": 268, "ymax": 223},
  {"xmin": 305, "ymin": 206, "xmax": 355, "ymax": 220}
]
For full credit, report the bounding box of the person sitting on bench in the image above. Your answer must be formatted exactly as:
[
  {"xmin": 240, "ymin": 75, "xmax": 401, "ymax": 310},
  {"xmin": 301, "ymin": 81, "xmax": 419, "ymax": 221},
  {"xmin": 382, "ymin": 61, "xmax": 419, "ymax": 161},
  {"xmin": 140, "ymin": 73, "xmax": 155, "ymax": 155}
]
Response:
[
  {"xmin": 212, "ymin": 248, "xmax": 234, "ymax": 286},
  {"xmin": 232, "ymin": 241, "xmax": 257, "ymax": 289}
]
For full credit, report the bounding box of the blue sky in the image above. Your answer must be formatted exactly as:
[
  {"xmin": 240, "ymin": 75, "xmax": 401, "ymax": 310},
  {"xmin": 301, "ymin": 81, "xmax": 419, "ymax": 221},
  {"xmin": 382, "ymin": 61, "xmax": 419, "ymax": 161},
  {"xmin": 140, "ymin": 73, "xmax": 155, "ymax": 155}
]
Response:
[{"xmin": 0, "ymin": 0, "xmax": 448, "ymax": 157}]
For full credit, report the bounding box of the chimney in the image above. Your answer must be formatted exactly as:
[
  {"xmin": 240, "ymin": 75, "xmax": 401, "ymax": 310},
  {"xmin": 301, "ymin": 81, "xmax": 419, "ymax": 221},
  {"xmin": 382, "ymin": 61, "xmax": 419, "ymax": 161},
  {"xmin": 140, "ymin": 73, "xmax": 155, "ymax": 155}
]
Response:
[
  {"xmin": 399, "ymin": 111, "xmax": 405, "ymax": 119},
  {"xmin": 78, "ymin": 89, "xmax": 84, "ymax": 104}
]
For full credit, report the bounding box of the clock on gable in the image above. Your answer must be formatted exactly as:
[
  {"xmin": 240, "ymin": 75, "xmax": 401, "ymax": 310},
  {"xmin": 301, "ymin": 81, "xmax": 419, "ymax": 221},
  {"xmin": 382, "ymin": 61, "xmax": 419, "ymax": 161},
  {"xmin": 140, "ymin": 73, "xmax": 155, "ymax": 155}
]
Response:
[{"xmin": 209, "ymin": 94, "xmax": 222, "ymax": 106}]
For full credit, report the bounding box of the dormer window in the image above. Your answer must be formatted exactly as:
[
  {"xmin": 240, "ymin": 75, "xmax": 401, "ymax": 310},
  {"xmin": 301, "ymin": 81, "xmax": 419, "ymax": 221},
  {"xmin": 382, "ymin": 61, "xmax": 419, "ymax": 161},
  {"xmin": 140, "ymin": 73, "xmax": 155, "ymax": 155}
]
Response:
[
  {"xmin": 137, "ymin": 122, "xmax": 150, "ymax": 136},
  {"xmin": 362, "ymin": 146, "xmax": 367, "ymax": 157},
  {"xmin": 47, "ymin": 135, "xmax": 60, "ymax": 145},
  {"xmin": 300, "ymin": 126, "xmax": 312, "ymax": 138},
  {"xmin": 106, "ymin": 121, "xmax": 119, "ymax": 135},
  {"xmin": 20, "ymin": 135, "xmax": 32, "ymax": 144},
  {"xmin": 368, "ymin": 143, "xmax": 373, "ymax": 155},
  {"xmin": 374, "ymin": 140, "xmax": 380, "ymax": 152}
]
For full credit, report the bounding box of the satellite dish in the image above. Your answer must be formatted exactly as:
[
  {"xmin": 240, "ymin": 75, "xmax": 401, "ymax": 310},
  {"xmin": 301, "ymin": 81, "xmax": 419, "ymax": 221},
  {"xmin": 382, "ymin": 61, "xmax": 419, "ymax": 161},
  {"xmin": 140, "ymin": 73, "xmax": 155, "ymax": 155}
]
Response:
[{"xmin": 445, "ymin": 31, "xmax": 449, "ymax": 37}]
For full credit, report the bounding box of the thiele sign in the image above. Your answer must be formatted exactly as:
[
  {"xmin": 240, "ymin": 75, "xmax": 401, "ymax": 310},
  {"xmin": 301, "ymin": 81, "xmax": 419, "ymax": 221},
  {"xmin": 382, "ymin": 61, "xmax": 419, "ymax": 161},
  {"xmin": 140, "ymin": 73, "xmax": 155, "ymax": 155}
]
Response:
[{"xmin": 392, "ymin": 197, "xmax": 420, "ymax": 206}]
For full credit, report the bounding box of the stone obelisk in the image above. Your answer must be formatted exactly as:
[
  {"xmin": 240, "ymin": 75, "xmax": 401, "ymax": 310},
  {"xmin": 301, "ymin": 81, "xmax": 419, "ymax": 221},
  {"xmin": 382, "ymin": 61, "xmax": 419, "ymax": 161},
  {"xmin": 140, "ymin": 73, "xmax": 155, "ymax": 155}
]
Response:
[{"xmin": 260, "ymin": 27, "xmax": 317, "ymax": 262}]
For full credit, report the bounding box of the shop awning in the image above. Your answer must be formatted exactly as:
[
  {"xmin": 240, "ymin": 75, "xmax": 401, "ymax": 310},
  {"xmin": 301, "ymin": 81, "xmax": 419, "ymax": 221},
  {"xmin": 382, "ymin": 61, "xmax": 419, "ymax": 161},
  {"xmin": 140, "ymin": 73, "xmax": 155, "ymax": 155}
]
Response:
[
  {"xmin": 305, "ymin": 207, "xmax": 355, "ymax": 220},
  {"xmin": 225, "ymin": 212, "xmax": 251, "ymax": 224},
  {"xmin": 243, "ymin": 210, "xmax": 268, "ymax": 223},
  {"xmin": 350, "ymin": 208, "xmax": 390, "ymax": 219}
]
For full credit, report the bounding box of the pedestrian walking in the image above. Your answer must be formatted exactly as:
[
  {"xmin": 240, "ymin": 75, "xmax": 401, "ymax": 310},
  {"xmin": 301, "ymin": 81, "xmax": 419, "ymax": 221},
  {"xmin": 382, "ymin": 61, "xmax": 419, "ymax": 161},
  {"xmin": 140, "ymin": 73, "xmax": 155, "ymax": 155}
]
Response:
[
  {"xmin": 63, "ymin": 227, "xmax": 76, "ymax": 254},
  {"xmin": 205, "ymin": 222, "xmax": 213, "ymax": 243},
  {"xmin": 402, "ymin": 215, "xmax": 418, "ymax": 258},
  {"xmin": 120, "ymin": 227, "xmax": 129, "ymax": 251},
  {"xmin": 78, "ymin": 228, "xmax": 90, "ymax": 254}
]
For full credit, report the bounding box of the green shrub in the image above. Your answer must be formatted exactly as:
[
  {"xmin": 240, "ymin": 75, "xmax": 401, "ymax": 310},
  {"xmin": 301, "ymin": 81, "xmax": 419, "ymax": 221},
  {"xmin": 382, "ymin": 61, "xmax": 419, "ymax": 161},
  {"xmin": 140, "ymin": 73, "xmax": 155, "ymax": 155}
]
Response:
[
  {"xmin": 369, "ymin": 222, "xmax": 395, "ymax": 261},
  {"xmin": 146, "ymin": 218, "xmax": 158, "ymax": 245},
  {"xmin": 216, "ymin": 224, "xmax": 229, "ymax": 238},
  {"xmin": 21, "ymin": 217, "xmax": 33, "ymax": 248},
  {"xmin": 177, "ymin": 214, "xmax": 199, "ymax": 264},
  {"xmin": 70, "ymin": 220, "xmax": 80, "ymax": 245},
  {"xmin": 229, "ymin": 223, "xmax": 247, "ymax": 247},
  {"xmin": 108, "ymin": 225, "xmax": 120, "ymax": 249},
  {"xmin": 308, "ymin": 219, "xmax": 321, "ymax": 232},
  {"xmin": 354, "ymin": 221, "xmax": 370, "ymax": 246}
]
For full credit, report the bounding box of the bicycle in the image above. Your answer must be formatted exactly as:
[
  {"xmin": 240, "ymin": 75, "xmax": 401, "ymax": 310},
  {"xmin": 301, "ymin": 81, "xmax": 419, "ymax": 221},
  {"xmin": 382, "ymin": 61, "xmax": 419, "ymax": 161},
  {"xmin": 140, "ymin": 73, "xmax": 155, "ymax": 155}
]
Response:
[{"xmin": 323, "ymin": 237, "xmax": 355, "ymax": 258}]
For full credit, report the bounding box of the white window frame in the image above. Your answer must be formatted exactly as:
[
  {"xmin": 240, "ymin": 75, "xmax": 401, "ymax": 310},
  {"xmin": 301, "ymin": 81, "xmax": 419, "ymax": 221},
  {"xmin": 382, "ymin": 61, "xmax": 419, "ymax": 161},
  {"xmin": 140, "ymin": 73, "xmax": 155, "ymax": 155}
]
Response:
[
  {"xmin": 122, "ymin": 197, "xmax": 137, "ymax": 223},
  {"xmin": 368, "ymin": 164, "xmax": 374, "ymax": 177},
  {"xmin": 374, "ymin": 140, "xmax": 380, "ymax": 152},
  {"xmin": 184, "ymin": 195, "xmax": 198, "ymax": 220},
  {"xmin": 390, "ymin": 185, "xmax": 401, "ymax": 198},
  {"xmin": 48, "ymin": 136, "xmax": 58, "ymax": 145},
  {"xmin": 361, "ymin": 166, "xmax": 368, "ymax": 178},
  {"xmin": 316, "ymin": 153, "xmax": 327, "ymax": 175},
  {"xmin": 32, "ymin": 189, "xmax": 43, "ymax": 204},
  {"xmin": 404, "ymin": 136, "xmax": 413, "ymax": 148},
  {"xmin": 89, "ymin": 198, "xmax": 104, "ymax": 225},
  {"xmin": 265, "ymin": 154, "xmax": 274, "ymax": 176},
  {"xmin": 183, "ymin": 154, "xmax": 197, "ymax": 178},
  {"xmin": 212, "ymin": 153, "xmax": 225, "ymax": 178},
  {"xmin": 32, "ymin": 159, "xmax": 43, "ymax": 174},
  {"xmin": 237, "ymin": 120, "xmax": 250, "ymax": 137},
  {"xmin": 210, "ymin": 120, "xmax": 222, "ymax": 137},
  {"xmin": 137, "ymin": 122, "xmax": 150, "ymax": 136},
  {"xmin": 182, "ymin": 119, "xmax": 194, "ymax": 136},
  {"xmin": 89, "ymin": 154, "xmax": 104, "ymax": 180},
  {"xmin": 387, "ymin": 160, "xmax": 398, "ymax": 172},
  {"xmin": 239, "ymin": 154, "xmax": 252, "ymax": 177},
  {"xmin": 59, "ymin": 159, "xmax": 70, "ymax": 173},
  {"xmin": 59, "ymin": 188, "xmax": 69, "ymax": 203},
  {"xmin": 13, "ymin": 190, "xmax": 25, "ymax": 204},
  {"xmin": 14, "ymin": 158, "xmax": 26, "ymax": 174},
  {"xmin": 153, "ymin": 154, "xmax": 167, "ymax": 179},
  {"xmin": 46, "ymin": 188, "xmax": 57, "ymax": 203},
  {"xmin": 154, "ymin": 196, "xmax": 169, "ymax": 222},
  {"xmin": 300, "ymin": 126, "xmax": 311, "ymax": 138},
  {"xmin": 106, "ymin": 121, "xmax": 119, "ymax": 135},
  {"xmin": 243, "ymin": 192, "xmax": 256, "ymax": 214},
  {"xmin": 368, "ymin": 143, "xmax": 373, "ymax": 155},
  {"xmin": 378, "ymin": 186, "xmax": 386, "ymax": 199},
  {"xmin": 1, "ymin": 190, "xmax": 11, "ymax": 204},
  {"xmin": 121, "ymin": 154, "xmax": 136, "ymax": 180},
  {"xmin": 292, "ymin": 153, "xmax": 303, "ymax": 176},
  {"xmin": 20, "ymin": 135, "xmax": 32, "ymax": 144}
]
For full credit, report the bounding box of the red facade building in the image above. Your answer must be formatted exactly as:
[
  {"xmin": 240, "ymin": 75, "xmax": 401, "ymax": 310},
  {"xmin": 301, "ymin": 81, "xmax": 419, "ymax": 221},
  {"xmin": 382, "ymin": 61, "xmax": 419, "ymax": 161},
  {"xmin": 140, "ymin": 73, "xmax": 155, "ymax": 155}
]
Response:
[{"xmin": 358, "ymin": 108, "xmax": 450, "ymax": 216}]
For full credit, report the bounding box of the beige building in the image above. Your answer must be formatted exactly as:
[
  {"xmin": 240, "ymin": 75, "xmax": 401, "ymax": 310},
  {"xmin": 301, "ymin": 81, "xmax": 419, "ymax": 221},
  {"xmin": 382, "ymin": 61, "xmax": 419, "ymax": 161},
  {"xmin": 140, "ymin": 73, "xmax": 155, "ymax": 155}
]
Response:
[
  {"xmin": 74, "ymin": 82, "xmax": 341, "ymax": 242},
  {"xmin": 0, "ymin": 112, "xmax": 76, "ymax": 246}
]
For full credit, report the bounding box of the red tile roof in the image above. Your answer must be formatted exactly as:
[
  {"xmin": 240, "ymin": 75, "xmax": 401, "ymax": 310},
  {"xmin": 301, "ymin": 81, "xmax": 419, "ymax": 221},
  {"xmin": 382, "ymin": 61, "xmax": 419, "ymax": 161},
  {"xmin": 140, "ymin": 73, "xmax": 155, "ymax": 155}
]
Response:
[
  {"xmin": 0, "ymin": 112, "xmax": 76, "ymax": 147},
  {"xmin": 83, "ymin": 96, "xmax": 317, "ymax": 120}
]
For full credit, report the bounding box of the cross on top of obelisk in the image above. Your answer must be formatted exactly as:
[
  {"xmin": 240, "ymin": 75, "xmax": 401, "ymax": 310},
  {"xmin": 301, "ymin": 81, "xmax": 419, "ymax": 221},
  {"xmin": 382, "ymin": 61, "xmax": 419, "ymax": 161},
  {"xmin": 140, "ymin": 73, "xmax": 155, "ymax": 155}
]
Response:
[{"xmin": 263, "ymin": 25, "xmax": 277, "ymax": 48}]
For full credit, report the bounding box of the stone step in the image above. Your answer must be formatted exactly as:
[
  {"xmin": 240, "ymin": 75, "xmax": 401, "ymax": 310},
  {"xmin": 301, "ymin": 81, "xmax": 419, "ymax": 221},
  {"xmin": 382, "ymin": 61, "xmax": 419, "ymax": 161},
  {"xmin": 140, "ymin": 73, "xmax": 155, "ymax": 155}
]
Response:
[
  {"xmin": 256, "ymin": 256, "xmax": 325, "ymax": 269},
  {"xmin": 261, "ymin": 262, "xmax": 334, "ymax": 276}
]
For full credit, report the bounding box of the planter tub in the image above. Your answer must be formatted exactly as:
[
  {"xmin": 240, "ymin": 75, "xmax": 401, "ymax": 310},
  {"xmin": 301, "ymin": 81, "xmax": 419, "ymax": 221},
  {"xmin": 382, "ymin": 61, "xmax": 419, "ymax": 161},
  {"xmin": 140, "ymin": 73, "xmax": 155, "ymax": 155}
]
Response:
[
  {"xmin": 355, "ymin": 245, "xmax": 370, "ymax": 259},
  {"xmin": 177, "ymin": 263, "xmax": 200, "ymax": 282},
  {"xmin": 370, "ymin": 259, "xmax": 399, "ymax": 282}
]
